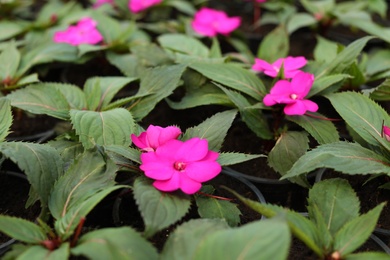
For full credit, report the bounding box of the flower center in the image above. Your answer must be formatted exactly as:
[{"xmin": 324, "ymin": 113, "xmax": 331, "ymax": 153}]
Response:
[
  {"xmin": 290, "ymin": 93, "xmax": 298, "ymax": 100},
  {"xmin": 174, "ymin": 161, "xmax": 186, "ymax": 171}
]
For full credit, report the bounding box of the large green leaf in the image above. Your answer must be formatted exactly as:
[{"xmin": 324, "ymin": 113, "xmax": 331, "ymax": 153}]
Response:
[
  {"xmin": 130, "ymin": 64, "xmax": 186, "ymax": 120},
  {"xmin": 104, "ymin": 144, "xmax": 142, "ymax": 164},
  {"xmin": 158, "ymin": 33, "xmax": 209, "ymax": 58},
  {"xmin": 0, "ymin": 98, "xmax": 12, "ymax": 142},
  {"xmin": 287, "ymin": 13, "xmax": 317, "ymax": 34},
  {"xmin": 0, "ymin": 216, "xmax": 46, "ymax": 243},
  {"xmin": 0, "ymin": 41, "xmax": 20, "ymax": 81},
  {"xmin": 52, "ymin": 83, "xmax": 87, "ymax": 110},
  {"xmin": 0, "ymin": 142, "xmax": 63, "ymax": 206},
  {"xmin": 83, "ymin": 77, "xmax": 137, "ymax": 111},
  {"xmin": 189, "ymin": 63, "xmax": 266, "ymax": 101},
  {"xmin": 315, "ymin": 36, "xmax": 374, "ymax": 79},
  {"xmin": 13, "ymin": 243, "xmax": 70, "ymax": 260},
  {"xmin": 368, "ymin": 78, "xmax": 390, "ymax": 101},
  {"xmin": 287, "ymin": 113, "xmax": 339, "ymax": 144},
  {"xmin": 72, "ymin": 227, "xmax": 158, "ymax": 260},
  {"xmin": 268, "ymin": 131, "xmax": 310, "ymax": 187},
  {"xmin": 308, "ymin": 179, "xmax": 360, "ymax": 236},
  {"xmin": 334, "ymin": 203, "xmax": 385, "ymax": 256},
  {"xmin": 313, "ymin": 36, "xmax": 339, "ymax": 63},
  {"xmin": 327, "ymin": 91, "xmax": 390, "ymax": 147},
  {"xmin": 0, "ymin": 21, "xmax": 26, "ymax": 41},
  {"xmin": 133, "ymin": 177, "xmax": 191, "ymax": 238},
  {"xmin": 226, "ymin": 188, "xmax": 323, "ymax": 256},
  {"xmin": 160, "ymin": 219, "xmax": 229, "ymax": 260},
  {"xmin": 308, "ymin": 74, "xmax": 350, "ymax": 97},
  {"xmin": 345, "ymin": 252, "xmax": 390, "ymax": 260},
  {"xmin": 283, "ymin": 141, "xmax": 390, "ymax": 178},
  {"xmin": 182, "ymin": 109, "xmax": 237, "ymax": 151},
  {"xmin": 193, "ymin": 218, "xmax": 290, "ymax": 260},
  {"xmin": 70, "ymin": 108, "xmax": 134, "ymax": 149},
  {"xmin": 7, "ymin": 83, "xmax": 71, "ymax": 120}
]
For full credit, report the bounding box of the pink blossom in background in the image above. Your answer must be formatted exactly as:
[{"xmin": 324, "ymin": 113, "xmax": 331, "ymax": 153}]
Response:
[
  {"xmin": 191, "ymin": 7, "xmax": 241, "ymax": 37},
  {"xmin": 252, "ymin": 56, "xmax": 307, "ymax": 79},
  {"xmin": 128, "ymin": 0, "xmax": 162, "ymax": 13},
  {"xmin": 53, "ymin": 17, "xmax": 103, "ymax": 46},
  {"xmin": 263, "ymin": 71, "xmax": 318, "ymax": 116},
  {"xmin": 131, "ymin": 125, "xmax": 182, "ymax": 152},
  {"xmin": 383, "ymin": 126, "xmax": 390, "ymax": 141},
  {"xmin": 93, "ymin": 0, "xmax": 114, "ymax": 8},
  {"xmin": 140, "ymin": 138, "xmax": 221, "ymax": 194},
  {"xmin": 255, "ymin": 0, "xmax": 267, "ymax": 2}
]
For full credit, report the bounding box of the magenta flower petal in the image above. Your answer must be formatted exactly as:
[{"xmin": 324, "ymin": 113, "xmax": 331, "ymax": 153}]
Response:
[
  {"xmin": 131, "ymin": 125, "xmax": 181, "ymax": 151},
  {"xmin": 283, "ymin": 56, "xmax": 307, "ymax": 70},
  {"xmin": 153, "ymin": 172, "xmax": 181, "ymax": 192},
  {"xmin": 178, "ymin": 174, "xmax": 203, "ymax": 194},
  {"xmin": 175, "ymin": 138, "xmax": 209, "ymax": 162},
  {"xmin": 129, "ymin": 0, "xmax": 162, "ymax": 13},
  {"xmin": 290, "ymin": 71, "xmax": 314, "ymax": 97},
  {"xmin": 252, "ymin": 56, "xmax": 307, "ymax": 79},
  {"xmin": 383, "ymin": 126, "xmax": 390, "ymax": 141},
  {"xmin": 185, "ymin": 160, "xmax": 221, "ymax": 182},
  {"xmin": 216, "ymin": 17, "xmax": 241, "ymax": 35},
  {"xmin": 252, "ymin": 58, "xmax": 274, "ymax": 73}
]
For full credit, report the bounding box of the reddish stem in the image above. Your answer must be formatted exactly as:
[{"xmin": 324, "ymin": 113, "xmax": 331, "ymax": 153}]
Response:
[
  {"xmin": 71, "ymin": 217, "xmax": 86, "ymax": 247},
  {"xmin": 197, "ymin": 191, "xmax": 234, "ymax": 201}
]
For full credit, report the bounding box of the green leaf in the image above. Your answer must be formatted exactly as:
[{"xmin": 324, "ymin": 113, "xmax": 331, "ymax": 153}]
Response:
[
  {"xmin": 313, "ymin": 36, "xmax": 339, "ymax": 63},
  {"xmin": 15, "ymin": 73, "xmax": 40, "ymax": 87},
  {"xmin": 225, "ymin": 187, "xmax": 323, "ymax": 256},
  {"xmin": 268, "ymin": 131, "xmax": 310, "ymax": 187},
  {"xmin": 166, "ymin": 83, "xmax": 233, "ymax": 109},
  {"xmin": 217, "ymin": 152, "xmax": 266, "ymax": 166},
  {"xmin": 106, "ymin": 52, "xmax": 139, "ymax": 77},
  {"xmin": 52, "ymin": 82, "xmax": 87, "ymax": 110},
  {"xmin": 283, "ymin": 141, "xmax": 390, "ymax": 179},
  {"xmin": 0, "ymin": 41, "xmax": 20, "ymax": 80},
  {"xmin": 83, "ymin": 77, "xmax": 137, "ymax": 111},
  {"xmin": 70, "ymin": 108, "xmax": 134, "ymax": 149},
  {"xmin": 0, "ymin": 21, "xmax": 25, "ymax": 41},
  {"xmin": 0, "ymin": 142, "xmax": 63, "ymax": 206},
  {"xmin": 182, "ymin": 109, "xmax": 237, "ymax": 151},
  {"xmin": 287, "ymin": 113, "xmax": 339, "ymax": 144},
  {"xmin": 217, "ymin": 85, "xmax": 272, "ymax": 140},
  {"xmin": 316, "ymin": 36, "xmax": 374, "ymax": 79},
  {"xmin": 334, "ymin": 203, "xmax": 385, "ymax": 256},
  {"xmin": 195, "ymin": 190, "xmax": 241, "ymax": 227},
  {"xmin": 158, "ymin": 33, "xmax": 209, "ymax": 58},
  {"xmin": 14, "ymin": 243, "xmax": 70, "ymax": 260},
  {"xmin": 0, "ymin": 98, "xmax": 12, "ymax": 142},
  {"xmin": 130, "ymin": 64, "xmax": 186, "ymax": 120},
  {"xmin": 133, "ymin": 177, "xmax": 191, "ymax": 238},
  {"xmin": 365, "ymin": 49, "xmax": 390, "ymax": 76},
  {"xmin": 160, "ymin": 219, "xmax": 229, "ymax": 260},
  {"xmin": 287, "ymin": 13, "xmax": 317, "ymax": 34},
  {"xmin": 368, "ymin": 78, "xmax": 390, "ymax": 101},
  {"xmin": 308, "ymin": 74, "xmax": 350, "ymax": 97},
  {"xmin": 72, "ymin": 227, "xmax": 158, "ymax": 260},
  {"xmin": 104, "ymin": 144, "xmax": 141, "ymax": 164},
  {"xmin": 308, "ymin": 179, "xmax": 360, "ymax": 237},
  {"xmin": 189, "ymin": 63, "xmax": 266, "ymax": 101},
  {"xmin": 327, "ymin": 91, "xmax": 390, "ymax": 147},
  {"xmin": 91, "ymin": 11, "xmax": 123, "ymax": 44},
  {"xmin": 7, "ymin": 83, "xmax": 71, "ymax": 120},
  {"xmin": 0, "ymin": 216, "xmax": 46, "ymax": 243},
  {"xmin": 257, "ymin": 25, "xmax": 289, "ymax": 63},
  {"xmin": 193, "ymin": 218, "xmax": 290, "ymax": 260}
]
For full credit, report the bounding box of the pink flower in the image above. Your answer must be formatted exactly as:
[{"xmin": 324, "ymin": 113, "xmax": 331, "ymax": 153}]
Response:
[
  {"xmin": 191, "ymin": 7, "xmax": 241, "ymax": 37},
  {"xmin": 53, "ymin": 17, "xmax": 103, "ymax": 46},
  {"xmin": 263, "ymin": 71, "xmax": 318, "ymax": 116},
  {"xmin": 128, "ymin": 0, "xmax": 162, "ymax": 13},
  {"xmin": 131, "ymin": 125, "xmax": 182, "ymax": 152},
  {"xmin": 252, "ymin": 56, "xmax": 307, "ymax": 79},
  {"xmin": 255, "ymin": 0, "xmax": 267, "ymax": 2},
  {"xmin": 383, "ymin": 126, "xmax": 390, "ymax": 141},
  {"xmin": 140, "ymin": 138, "xmax": 221, "ymax": 194},
  {"xmin": 93, "ymin": 0, "xmax": 114, "ymax": 8}
]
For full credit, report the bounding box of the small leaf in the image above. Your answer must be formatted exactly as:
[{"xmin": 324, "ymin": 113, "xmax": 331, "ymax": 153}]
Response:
[
  {"xmin": 104, "ymin": 144, "xmax": 142, "ymax": 164},
  {"xmin": 133, "ymin": 177, "xmax": 191, "ymax": 238},
  {"xmin": 193, "ymin": 218, "xmax": 291, "ymax": 260},
  {"xmin": 0, "ymin": 21, "xmax": 26, "ymax": 41},
  {"xmin": 287, "ymin": 13, "xmax": 317, "ymax": 34},
  {"xmin": 0, "ymin": 98, "xmax": 12, "ymax": 142},
  {"xmin": 308, "ymin": 74, "xmax": 350, "ymax": 97},
  {"xmin": 313, "ymin": 36, "xmax": 339, "ymax": 63},
  {"xmin": 257, "ymin": 25, "xmax": 289, "ymax": 63},
  {"xmin": 368, "ymin": 78, "xmax": 390, "ymax": 101},
  {"xmin": 189, "ymin": 63, "xmax": 266, "ymax": 101},
  {"xmin": 0, "ymin": 216, "xmax": 46, "ymax": 243},
  {"xmin": 327, "ymin": 91, "xmax": 390, "ymax": 147},
  {"xmin": 158, "ymin": 33, "xmax": 209, "ymax": 58},
  {"xmin": 308, "ymin": 179, "xmax": 360, "ymax": 236},
  {"xmin": 0, "ymin": 142, "xmax": 63, "ymax": 206},
  {"xmin": 195, "ymin": 193, "xmax": 241, "ymax": 227},
  {"xmin": 7, "ymin": 83, "xmax": 71, "ymax": 120},
  {"xmin": 72, "ymin": 227, "xmax": 158, "ymax": 260},
  {"xmin": 160, "ymin": 219, "xmax": 229, "ymax": 260},
  {"xmin": 287, "ymin": 113, "xmax": 339, "ymax": 144},
  {"xmin": 345, "ymin": 252, "xmax": 390, "ymax": 260},
  {"xmin": 0, "ymin": 40, "xmax": 20, "ymax": 80},
  {"xmin": 268, "ymin": 131, "xmax": 310, "ymax": 187},
  {"xmin": 283, "ymin": 141, "xmax": 390, "ymax": 178},
  {"xmin": 334, "ymin": 203, "xmax": 385, "ymax": 256},
  {"xmin": 15, "ymin": 243, "xmax": 70, "ymax": 260},
  {"xmin": 182, "ymin": 109, "xmax": 237, "ymax": 151},
  {"xmin": 70, "ymin": 108, "xmax": 134, "ymax": 149},
  {"xmin": 217, "ymin": 152, "xmax": 266, "ymax": 166}
]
